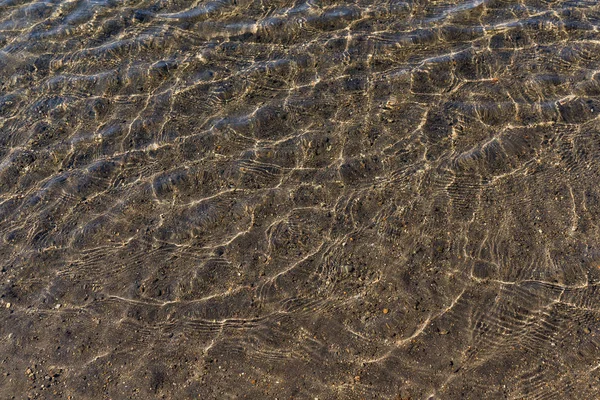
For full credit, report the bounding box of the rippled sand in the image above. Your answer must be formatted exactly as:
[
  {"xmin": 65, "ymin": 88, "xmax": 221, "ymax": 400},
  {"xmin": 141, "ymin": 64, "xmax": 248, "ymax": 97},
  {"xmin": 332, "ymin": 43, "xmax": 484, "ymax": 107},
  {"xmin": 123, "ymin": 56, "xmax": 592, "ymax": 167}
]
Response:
[{"xmin": 2, "ymin": 0, "xmax": 600, "ymax": 399}]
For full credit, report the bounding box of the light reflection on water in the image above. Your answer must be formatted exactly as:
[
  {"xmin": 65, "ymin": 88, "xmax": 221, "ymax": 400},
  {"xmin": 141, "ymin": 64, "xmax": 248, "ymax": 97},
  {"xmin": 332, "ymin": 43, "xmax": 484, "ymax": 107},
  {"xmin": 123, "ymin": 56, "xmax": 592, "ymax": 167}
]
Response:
[{"xmin": 1, "ymin": 0, "xmax": 600, "ymax": 398}]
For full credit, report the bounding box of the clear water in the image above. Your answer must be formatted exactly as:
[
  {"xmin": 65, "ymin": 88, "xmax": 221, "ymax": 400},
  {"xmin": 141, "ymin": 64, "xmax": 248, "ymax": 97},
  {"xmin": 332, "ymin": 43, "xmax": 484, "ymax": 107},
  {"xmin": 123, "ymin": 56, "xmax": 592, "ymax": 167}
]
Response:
[{"xmin": 2, "ymin": 0, "xmax": 600, "ymax": 398}]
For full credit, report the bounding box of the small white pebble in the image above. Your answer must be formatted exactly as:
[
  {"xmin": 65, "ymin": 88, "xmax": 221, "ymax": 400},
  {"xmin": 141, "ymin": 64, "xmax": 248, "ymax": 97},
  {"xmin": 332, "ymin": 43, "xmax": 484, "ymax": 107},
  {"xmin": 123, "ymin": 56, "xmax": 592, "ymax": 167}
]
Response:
[
  {"xmin": 54, "ymin": 304, "xmax": 61, "ymax": 309},
  {"xmin": 5, "ymin": 303, "xmax": 11, "ymax": 308}
]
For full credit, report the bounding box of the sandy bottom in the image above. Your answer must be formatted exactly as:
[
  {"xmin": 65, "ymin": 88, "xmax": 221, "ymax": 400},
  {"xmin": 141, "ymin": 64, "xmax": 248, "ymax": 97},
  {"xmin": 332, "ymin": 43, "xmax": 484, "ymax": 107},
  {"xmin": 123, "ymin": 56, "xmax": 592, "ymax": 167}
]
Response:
[{"xmin": 2, "ymin": 0, "xmax": 600, "ymax": 399}]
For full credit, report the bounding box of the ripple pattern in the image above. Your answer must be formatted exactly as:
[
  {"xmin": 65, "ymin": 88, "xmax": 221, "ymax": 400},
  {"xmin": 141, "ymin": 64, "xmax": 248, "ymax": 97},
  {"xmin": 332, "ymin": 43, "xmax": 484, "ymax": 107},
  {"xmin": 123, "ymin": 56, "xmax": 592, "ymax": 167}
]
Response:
[{"xmin": 2, "ymin": 0, "xmax": 600, "ymax": 399}]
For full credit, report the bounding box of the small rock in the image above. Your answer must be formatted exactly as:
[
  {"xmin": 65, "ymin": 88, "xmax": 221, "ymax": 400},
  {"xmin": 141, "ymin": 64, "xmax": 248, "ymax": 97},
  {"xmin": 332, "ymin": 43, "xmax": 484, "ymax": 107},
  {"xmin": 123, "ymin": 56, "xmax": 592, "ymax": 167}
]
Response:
[
  {"xmin": 133, "ymin": 10, "xmax": 153, "ymax": 23},
  {"xmin": 5, "ymin": 303, "xmax": 10, "ymax": 308},
  {"xmin": 584, "ymin": 327, "xmax": 591, "ymax": 334},
  {"xmin": 383, "ymin": 308, "xmax": 389, "ymax": 314}
]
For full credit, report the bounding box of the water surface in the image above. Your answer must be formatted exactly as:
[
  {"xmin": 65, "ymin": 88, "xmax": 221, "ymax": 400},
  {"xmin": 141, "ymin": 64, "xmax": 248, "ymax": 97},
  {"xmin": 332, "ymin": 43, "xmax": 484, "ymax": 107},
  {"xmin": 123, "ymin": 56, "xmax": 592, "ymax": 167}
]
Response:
[{"xmin": 2, "ymin": 0, "xmax": 600, "ymax": 398}]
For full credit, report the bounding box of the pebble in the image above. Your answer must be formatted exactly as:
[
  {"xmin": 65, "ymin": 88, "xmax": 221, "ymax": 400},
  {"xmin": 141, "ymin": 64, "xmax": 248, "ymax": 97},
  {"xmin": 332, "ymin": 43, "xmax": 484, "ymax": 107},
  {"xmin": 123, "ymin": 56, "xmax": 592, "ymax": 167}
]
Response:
[
  {"xmin": 584, "ymin": 327, "xmax": 591, "ymax": 334},
  {"xmin": 5, "ymin": 303, "xmax": 10, "ymax": 308},
  {"xmin": 382, "ymin": 308, "xmax": 389, "ymax": 314}
]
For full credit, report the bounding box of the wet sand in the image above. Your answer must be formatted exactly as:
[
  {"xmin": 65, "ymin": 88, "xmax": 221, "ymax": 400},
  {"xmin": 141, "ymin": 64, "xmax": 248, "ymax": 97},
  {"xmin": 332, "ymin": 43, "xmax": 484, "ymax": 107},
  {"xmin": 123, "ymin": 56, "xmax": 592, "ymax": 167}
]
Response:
[{"xmin": 2, "ymin": 0, "xmax": 600, "ymax": 399}]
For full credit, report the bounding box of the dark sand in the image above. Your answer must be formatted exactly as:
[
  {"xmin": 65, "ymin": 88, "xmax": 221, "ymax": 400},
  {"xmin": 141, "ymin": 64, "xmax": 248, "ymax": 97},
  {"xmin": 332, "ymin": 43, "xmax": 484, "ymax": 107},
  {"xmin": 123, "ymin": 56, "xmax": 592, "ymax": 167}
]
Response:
[{"xmin": 2, "ymin": 0, "xmax": 600, "ymax": 399}]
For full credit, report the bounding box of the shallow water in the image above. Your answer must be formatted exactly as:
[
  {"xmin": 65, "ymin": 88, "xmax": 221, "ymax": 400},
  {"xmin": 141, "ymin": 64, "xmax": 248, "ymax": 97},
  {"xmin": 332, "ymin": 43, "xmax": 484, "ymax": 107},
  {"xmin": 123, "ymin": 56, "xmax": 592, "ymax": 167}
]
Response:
[{"xmin": 2, "ymin": 0, "xmax": 600, "ymax": 398}]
